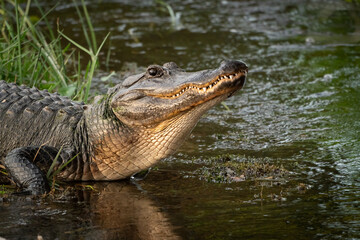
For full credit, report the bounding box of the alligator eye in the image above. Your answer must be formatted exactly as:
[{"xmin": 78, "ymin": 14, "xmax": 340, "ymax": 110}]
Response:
[
  {"xmin": 146, "ymin": 65, "xmax": 164, "ymax": 77},
  {"xmin": 148, "ymin": 68, "xmax": 158, "ymax": 76}
]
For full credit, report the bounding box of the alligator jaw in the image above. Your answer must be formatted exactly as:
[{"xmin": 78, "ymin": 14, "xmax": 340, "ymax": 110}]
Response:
[
  {"xmin": 141, "ymin": 66, "xmax": 247, "ymax": 118},
  {"xmin": 154, "ymin": 70, "xmax": 247, "ymax": 99}
]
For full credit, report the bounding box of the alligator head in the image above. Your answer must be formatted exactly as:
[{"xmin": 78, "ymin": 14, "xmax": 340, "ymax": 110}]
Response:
[
  {"xmin": 111, "ymin": 60, "xmax": 247, "ymax": 127},
  {"xmin": 86, "ymin": 60, "xmax": 247, "ymax": 180}
]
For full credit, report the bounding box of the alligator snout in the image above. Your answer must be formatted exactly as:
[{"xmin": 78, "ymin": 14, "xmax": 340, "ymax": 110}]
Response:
[{"xmin": 220, "ymin": 60, "xmax": 248, "ymax": 74}]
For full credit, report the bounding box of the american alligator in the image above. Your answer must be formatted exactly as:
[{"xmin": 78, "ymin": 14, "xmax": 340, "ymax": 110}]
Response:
[{"xmin": 0, "ymin": 60, "xmax": 247, "ymax": 194}]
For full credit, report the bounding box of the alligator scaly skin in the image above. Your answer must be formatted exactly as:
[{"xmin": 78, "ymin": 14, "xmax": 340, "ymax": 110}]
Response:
[
  {"xmin": 0, "ymin": 81, "xmax": 85, "ymax": 193},
  {"xmin": 0, "ymin": 81, "xmax": 84, "ymax": 154}
]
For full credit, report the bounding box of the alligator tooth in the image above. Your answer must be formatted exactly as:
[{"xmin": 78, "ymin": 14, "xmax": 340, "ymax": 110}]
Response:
[
  {"xmin": 229, "ymin": 75, "xmax": 233, "ymax": 79},
  {"xmin": 203, "ymin": 87, "xmax": 206, "ymax": 91}
]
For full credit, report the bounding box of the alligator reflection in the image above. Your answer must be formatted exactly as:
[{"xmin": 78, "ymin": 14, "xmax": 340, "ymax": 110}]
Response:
[{"xmin": 80, "ymin": 182, "xmax": 181, "ymax": 240}]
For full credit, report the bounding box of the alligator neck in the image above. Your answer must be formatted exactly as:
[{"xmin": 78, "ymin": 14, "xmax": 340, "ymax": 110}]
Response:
[{"xmin": 81, "ymin": 98, "xmax": 205, "ymax": 181}]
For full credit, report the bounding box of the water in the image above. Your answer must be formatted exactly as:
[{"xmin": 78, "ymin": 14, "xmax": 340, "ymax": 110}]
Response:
[{"xmin": 1, "ymin": 0, "xmax": 360, "ymax": 239}]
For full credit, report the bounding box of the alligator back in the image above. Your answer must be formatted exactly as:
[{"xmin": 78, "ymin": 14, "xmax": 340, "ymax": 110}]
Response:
[{"xmin": 0, "ymin": 81, "xmax": 84, "ymax": 160}]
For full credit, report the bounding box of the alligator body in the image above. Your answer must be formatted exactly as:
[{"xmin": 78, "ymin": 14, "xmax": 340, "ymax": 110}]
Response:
[{"xmin": 0, "ymin": 60, "xmax": 247, "ymax": 194}]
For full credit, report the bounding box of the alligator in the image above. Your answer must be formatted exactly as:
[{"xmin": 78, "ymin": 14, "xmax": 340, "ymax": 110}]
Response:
[{"xmin": 0, "ymin": 60, "xmax": 247, "ymax": 195}]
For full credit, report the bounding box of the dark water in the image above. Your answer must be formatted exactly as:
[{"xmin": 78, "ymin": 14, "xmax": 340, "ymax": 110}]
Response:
[{"xmin": 1, "ymin": 0, "xmax": 360, "ymax": 239}]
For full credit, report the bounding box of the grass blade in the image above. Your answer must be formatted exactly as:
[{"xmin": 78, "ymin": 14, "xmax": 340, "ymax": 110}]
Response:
[
  {"xmin": 81, "ymin": 0, "xmax": 97, "ymax": 53},
  {"xmin": 46, "ymin": 145, "xmax": 63, "ymax": 179},
  {"xmin": 58, "ymin": 30, "xmax": 91, "ymax": 55},
  {"xmin": 15, "ymin": 0, "xmax": 22, "ymax": 83}
]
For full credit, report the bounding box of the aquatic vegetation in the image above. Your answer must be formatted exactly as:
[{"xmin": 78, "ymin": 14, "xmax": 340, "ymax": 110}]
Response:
[
  {"xmin": 154, "ymin": 0, "xmax": 183, "ymax": 30},
  {"xmin": 195, "ymin": 154, "xmax": 288, "ymax": 183}
]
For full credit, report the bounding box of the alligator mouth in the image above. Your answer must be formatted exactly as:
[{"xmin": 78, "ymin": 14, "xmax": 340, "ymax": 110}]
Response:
[{"xmin": 152, "ymin": 70, "xmax": 247, "ymax": 99}]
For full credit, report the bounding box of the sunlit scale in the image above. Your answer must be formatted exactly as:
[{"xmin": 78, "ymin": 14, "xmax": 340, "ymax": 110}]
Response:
[{"xmin": 169, "ymin": 73, "xmax": 240, "ymax": 98}]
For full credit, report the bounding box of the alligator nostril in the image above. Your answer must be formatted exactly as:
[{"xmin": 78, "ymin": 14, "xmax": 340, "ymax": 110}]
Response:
[
  {"xmin": 238, "ymin": 61, "xmax": 248, "ymax": 72},
  {"xmin": 221, "ymin": 60, "xmax": 248, "ymax": 73}
]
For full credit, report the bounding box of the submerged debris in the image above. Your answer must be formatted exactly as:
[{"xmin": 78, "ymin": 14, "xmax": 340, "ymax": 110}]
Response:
[{"xmin": 194, "ymin": 154, "xmax": 288, "ymax": 183}]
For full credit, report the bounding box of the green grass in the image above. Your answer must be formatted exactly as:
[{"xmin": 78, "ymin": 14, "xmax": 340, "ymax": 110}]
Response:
[{"xmin": 0, "ymin": 0, "xmax": 109, "ymax": 103}]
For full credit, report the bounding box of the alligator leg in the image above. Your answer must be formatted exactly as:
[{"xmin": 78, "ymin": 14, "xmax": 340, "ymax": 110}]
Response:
[{"xmin": 3, "ymin": 146, "xmax": 62, "ymax": 195}]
